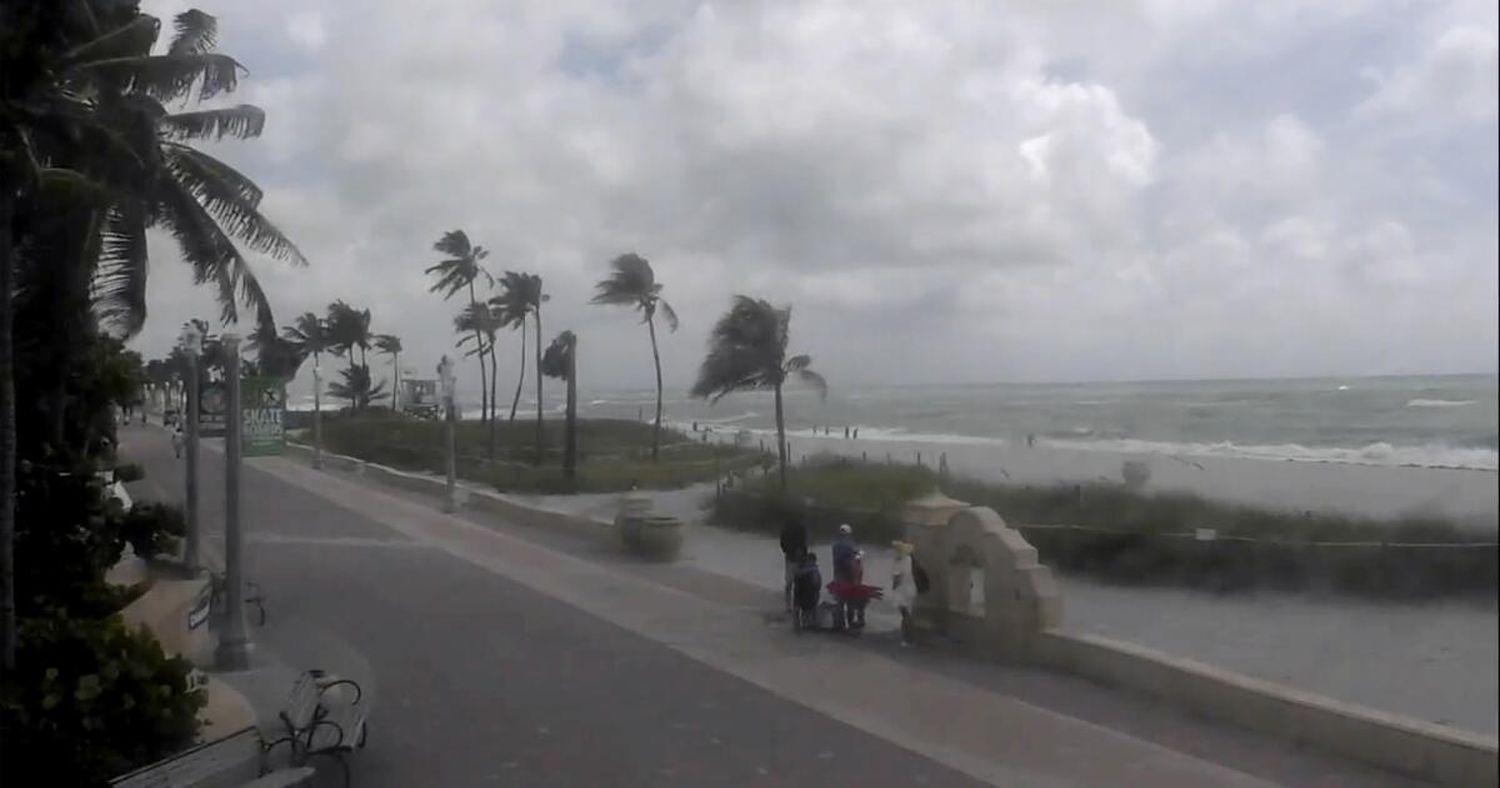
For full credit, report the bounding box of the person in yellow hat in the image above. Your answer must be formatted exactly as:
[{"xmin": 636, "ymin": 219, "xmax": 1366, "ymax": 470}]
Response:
[{"xmin": 891, "ymin": 540, "xmax": 918, "ymax": 645}]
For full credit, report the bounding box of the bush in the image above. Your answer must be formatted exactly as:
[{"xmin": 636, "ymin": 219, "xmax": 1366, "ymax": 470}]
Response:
[
  {"xmin": 118, "ymin": 503, "xmax": 185, "ymax": 560},
  {"xmin": 15, "ymin": 460, "xmax": 129, "ymax": 619},
  {"xmin": 0, "ymin": 611, "xmax": 206, "ymax": 787},
  {"xmin": 112, "ymin": 462, "xmax": 145, "ymax": 484}
]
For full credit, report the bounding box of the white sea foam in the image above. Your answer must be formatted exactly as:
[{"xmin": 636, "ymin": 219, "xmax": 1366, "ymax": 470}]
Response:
[
  {"xmin": 1406, "ymin": 398, "xmax": 1478, "ymax": 408},
  {"xmin": 1045, "ymin": 437, "xmax": 1498, "ymax": 471}
]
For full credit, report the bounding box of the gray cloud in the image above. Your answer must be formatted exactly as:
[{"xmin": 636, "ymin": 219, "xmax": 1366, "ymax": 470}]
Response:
[{"xmin": 130, "ymin": 0, "xmax": 1498, "ymax": 397}]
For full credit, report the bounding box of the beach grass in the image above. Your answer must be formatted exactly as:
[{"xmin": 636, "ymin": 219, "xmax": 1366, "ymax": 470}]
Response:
[
  {"xmin": 308, "ymin": 410, "xmax": 765, "ymax": 494},
  {"xmin": 713, "ymin": 454, "xmax": 1497, "ymax": 596}
]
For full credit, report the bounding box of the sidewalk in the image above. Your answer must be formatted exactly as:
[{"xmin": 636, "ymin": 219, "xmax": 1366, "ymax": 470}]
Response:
[{"xmin": 249, "ymin": 455, "xmax": 1295, "ymax": 788}]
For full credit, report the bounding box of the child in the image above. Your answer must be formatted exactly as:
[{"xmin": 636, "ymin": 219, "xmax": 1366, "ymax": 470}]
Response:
[{"xmin": 792, "ymin": 553, "xmax": 822, "ymax": 630}]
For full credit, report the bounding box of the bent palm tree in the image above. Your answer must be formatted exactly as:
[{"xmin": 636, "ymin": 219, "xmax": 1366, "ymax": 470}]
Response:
[
  {"xmin": 453, "ymin": 303, "xmax": 502, "ymax": 426},
  {"xmin": 374, "ymin": 334, "xmax": 402, "ymax": 412},
  {"xmin": 540, "ymin": 331, "xmax": 578, "ymax": 479},
  {"xmin": 591, "ymin": 253, "xmax": 678, "ymax": 461},
  {"xmin": 691, "ymin": 296, "xmax": 826, "ymax": 491},
  {"xmin": 425, "ymin": 230, "xmax": 491, "ymax": 429},
  {"xmin": 492, "ymin": 272, "xmax": 536, "ymax": 426},
  {"xmin": 325, "ymin": 300, "xmax": 371, "ymax": 371}
]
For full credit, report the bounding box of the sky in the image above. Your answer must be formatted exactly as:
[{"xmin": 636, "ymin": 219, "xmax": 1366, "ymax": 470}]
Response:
[{"xmin": 131, "ymin": 0, "xmax": 1499, "ymax": 397}]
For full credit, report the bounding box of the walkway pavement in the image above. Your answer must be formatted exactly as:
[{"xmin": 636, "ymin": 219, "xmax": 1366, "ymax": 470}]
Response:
[{"xmin": 120, "ymin": 425, "xmax": 1418, "ymax": 787}]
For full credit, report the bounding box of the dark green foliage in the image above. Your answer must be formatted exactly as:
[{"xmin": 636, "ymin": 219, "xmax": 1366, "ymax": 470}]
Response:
[
  {"xmin": 327, "ymin": 364, "xmax": 387, "ymax": 411},
  {"xmin": 13, "ymin": 459, "xmax": 129, "ymax": 620},
  {"xmin": 117, "ymin": 503, "xmax": 184, "ymax": 560},
  {"xmin": 1, "ymin": 611, "xmax": 207, "ymax": 787},
  {"xmin": 112, "ymin": 463, "xmax": 144, "ymax": 484},
  {"xmin": 711, "ymin": 457, "xmax": 1496, "ymax": 598},
  {"xmin": 316, "ymin": 413, "xmax": 761, "ymax": 494}
]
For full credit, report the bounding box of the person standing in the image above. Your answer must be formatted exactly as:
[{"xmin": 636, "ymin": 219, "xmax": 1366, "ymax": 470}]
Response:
[
  {"xmin": 171, "ymin": 423, "xmax": 185, "ymax": 459},
  {"xmin": 891, "ymin": 541, "xmax": 918, "ymax": 645},
  {"xmin": 832, "ymin": 524, "xmax": 858, "ymax": 584},
  {"xmin": 779, "ymin": 513, "xmax": 809, "ymax": 612}
]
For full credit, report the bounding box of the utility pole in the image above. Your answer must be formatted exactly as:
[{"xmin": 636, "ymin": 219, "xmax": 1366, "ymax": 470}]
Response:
[
  {"xmin": 180, "ymin": 322, "xmax": 203, "ymax": 575},
  {"xmin": 439, "ymin": 356, "xmax": 457, "ymax": 513},
  {"xmin": 216, "ymin": 333, "xmax": 250, "ymax": 670}
]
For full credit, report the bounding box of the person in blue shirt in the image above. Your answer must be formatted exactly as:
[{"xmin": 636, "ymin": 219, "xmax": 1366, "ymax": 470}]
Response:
[{"xmin": 831, "ymin": 523, "xmax": 858, "ymax": 584}]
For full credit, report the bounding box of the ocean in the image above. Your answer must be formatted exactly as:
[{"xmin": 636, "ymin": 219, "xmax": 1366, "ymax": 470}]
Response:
[{"xmin": 573, "ymin": 374, "xmax": 1498, "ymax": 472}]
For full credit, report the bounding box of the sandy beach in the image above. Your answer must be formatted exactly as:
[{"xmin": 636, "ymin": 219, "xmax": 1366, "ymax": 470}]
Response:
[{"xmin": 706, "ymin": 428, "xmax": 1499, "ymax": 529}]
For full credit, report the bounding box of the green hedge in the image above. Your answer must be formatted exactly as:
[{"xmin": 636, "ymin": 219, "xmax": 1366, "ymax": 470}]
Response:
[{"xmin": 711, "ymin": 456, "xmax": 1497, "ymax": 598}]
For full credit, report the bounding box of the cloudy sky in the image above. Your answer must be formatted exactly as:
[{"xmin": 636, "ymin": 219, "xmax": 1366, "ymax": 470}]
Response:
[{"xmin": 132, "ymin": 0, "xmax": 1499, "ymax": 396}]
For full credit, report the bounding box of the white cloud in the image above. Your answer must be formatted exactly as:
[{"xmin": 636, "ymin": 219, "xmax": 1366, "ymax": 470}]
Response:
[{"xmin": 130, "ymin": 0, "xmax": 1498, "ymax": 390}]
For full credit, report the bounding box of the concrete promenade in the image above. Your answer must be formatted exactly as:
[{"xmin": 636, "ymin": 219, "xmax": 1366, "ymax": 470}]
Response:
[{"xmin": 120, "ymin": 424, "xmax": 1417, "ymax": 787}]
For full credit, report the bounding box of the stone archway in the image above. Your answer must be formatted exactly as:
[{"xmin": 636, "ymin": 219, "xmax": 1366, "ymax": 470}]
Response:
[{"xmin": 905, "ymin": 504, "xmax": 1062, "ymax": 661}]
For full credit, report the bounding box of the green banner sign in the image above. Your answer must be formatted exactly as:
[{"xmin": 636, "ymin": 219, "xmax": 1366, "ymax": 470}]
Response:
[{"xmin": 242, "ymin": 377, "xmax": 286, "ymax": 457}]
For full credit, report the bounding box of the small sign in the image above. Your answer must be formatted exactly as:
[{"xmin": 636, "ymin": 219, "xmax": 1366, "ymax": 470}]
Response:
[
  {"xmin": 242, "ymin": 377, "xmax": 286, "ymax": 457},
  {"xmin": 199, "ymin": 382, "xmax": 227, "ymax": 437},
  {"xmin": 188, "ymin": 586, "xmax": 211, "ymax": 630}
]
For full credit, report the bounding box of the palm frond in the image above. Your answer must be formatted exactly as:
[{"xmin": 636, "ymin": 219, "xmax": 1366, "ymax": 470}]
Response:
[
  {"xmin": 168, "ymin": 10, "xmax": 217, "ymax": 56},
  {"xmin": 73, "ymin": 52, "xmax": 245, "ymax": 102},
  {"xmin": 164, "ymin": 144, "xmax": 304, "ymax": 263},
  {"xmin": 63, "ymin": 14, "xmax": 159, "ymax": 66},
  {"xmin": 657, "ymin": 299, "xmax": 679, "ymax": 332},
  {"xmin": 794, "ymin": 369, "xmax": 828, "ymax": 399},
  {"xmin": 160, "ymin": 104, "xmax": 265, "ymax": 141},
  {"xmin": 152, "ymin": 166, "xmax": 261, "ymax": 324},
  {"xmin": 92, "ymin": 200, "xmax": 150, "ymax": 336},
  {"xmin": 784, "ymin": 355, "xmax": 811, "ymax": 372},
  {"xmin": 433, "ymin": 229, "xmax": 472, "ymax": 258}
]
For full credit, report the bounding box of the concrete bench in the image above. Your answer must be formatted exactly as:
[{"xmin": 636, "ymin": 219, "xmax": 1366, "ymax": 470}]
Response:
[
  {"xmin": 109, "ymin": 726, "xmax": 314, "ymax": 788},
  {"xmin": 265, "ymin": 671, "xmax": 369, "ymax": 787}
]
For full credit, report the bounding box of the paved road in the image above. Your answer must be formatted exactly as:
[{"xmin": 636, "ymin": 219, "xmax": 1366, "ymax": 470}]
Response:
[
  {"xmin": 125, "ymin": 426, "xmax": 989, "ymax": 787},
  {"xmin": 121, "ymin": 425, "xmax": 1416, "ymax": 787}
]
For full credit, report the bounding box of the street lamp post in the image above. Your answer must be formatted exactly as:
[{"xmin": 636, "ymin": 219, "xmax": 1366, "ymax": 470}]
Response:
[
  {"xmin": 312, "ymin": 360, "xmax": 323, "ymax": 470},
  {"xmin": 439, "ymin": 356, "xmax": 457, "ymax": 513},
  {"xmin": 216, "ymin": 333, "xmax": 251, "ymax": 670},
  {"xmin": 179, "ymin": 322, "xmax": 203, "ymax": 575}
]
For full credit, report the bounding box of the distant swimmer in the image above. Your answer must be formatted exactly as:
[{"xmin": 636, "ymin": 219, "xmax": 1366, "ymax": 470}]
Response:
[
  {"xmin": 1026, "ymin": 433, "xmax": 1035, "ymax": 448},
  {"xmin": 853, "ymin": 428, "xmax": 859, "ymax": 439}
]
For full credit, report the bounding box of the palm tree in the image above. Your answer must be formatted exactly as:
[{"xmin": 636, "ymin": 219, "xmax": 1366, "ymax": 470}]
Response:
[
  {"xmin": 492, "ymin": 272, "xmax": 537, "ymax": 426},
  {"xmin": 327, "ymin": 364, "xmax": 387, "ymax": 411},
  {"xmin": 492, "ymin": 272, "xmax": 548, "ymax": 463},
  {"xmin": 247, "ymin": 321, "xmax": 305, "ymax": 382},
  {"xmin": 325, "ymin": 300, "xmax": 371, "ymax": 371},
  {"xmin": 373, "ymin": 334, "xmax": 403, "ymax": 412},
  {"xmin": 540, "ymin": 331, "xmax": 578, "ymax": 479},
  {"xmin": 691, "ymin": 296, "xmax": 826, "ymax": 491},
  {"xmin": 425, "ymin": 230, "xmax": 491, "ymax": 428},
  {"xmin": 2, "ymin": 4, "xmax": 304, "ymax": 666},
  {"xmin": 591, "ymin": 253, "xmax": 678, "ymax": 461},
  {"xmin": 452, "ymin": 303, "xmax": 503, "ymax": 438},
  {"xmin": 282, "ymin": 312, "xmax": 332, "ymax": 367}
]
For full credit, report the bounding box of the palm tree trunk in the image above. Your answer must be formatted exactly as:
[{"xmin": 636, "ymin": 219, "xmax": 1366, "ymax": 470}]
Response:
[
  {"xmin": 533, "ymin": 307, "xmax": 543, "ymax": 466},
  {"xmin": 0, "ymin": 182, "xmax": 16, "ymax": 671},
  {"xmin": 509, "ymin": 321, "xmax": 526, "ymax": 424},
  {"xmin": 486, "ymin": 340, "xmax": 497, "ymax": 460},
  {"xmin": 648, "ymin": 314, "xmax": 663, "ymax": 461},
  {"xmin": 465, "ymin": 280, "xmax": 488, "ymax": 429},
  {"xmin": 392, "ymin": 352, "xmax": 400, "ymax": 412},
  {"xmin": 774, "ymin": 381, "xmax": 787, "ymax": 491},
  {"xmin": 563, "ymin": 336, "xmax": 577, "ymax": 479}
]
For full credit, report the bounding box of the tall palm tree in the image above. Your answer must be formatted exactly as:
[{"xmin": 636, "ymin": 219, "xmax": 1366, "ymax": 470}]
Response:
[
  {"xmin": 452, "ymin": 303, "xmax": 502, "ymax": 439},
  {"xmin": 425, "ymin": 230, "xmax": 491, "ymax": 427},
  {"xmin": 282, "ymin": 311, "xmax": 332, "ymax": 367},
  {"xmin": 325, "ymin": 300, "xmax": 371, "ymax": 371},
  {"xmin": 591, "ymin": 253, "xmax": 678, "ymax": 461},
  {"xmin": 247, "ymin": 321, "xmax": 305, "ymax": 382},
  {"xmin": 492, "ymin": 272, "xmax": 537, "ymax": 426},
  {"xmin": 497, "ymin": 272, "xmax": 550, "ymax": 464},
  {"xmin": 374, "ymin": 334, "xmax": 403, "ymax": 412},
  {"xmin": 2, "ymin": 4, "xmax": 304, "ymax": 666},
  {"xmin": 691, "ymin": 296, "xmax": 826, "ymax": 491}
]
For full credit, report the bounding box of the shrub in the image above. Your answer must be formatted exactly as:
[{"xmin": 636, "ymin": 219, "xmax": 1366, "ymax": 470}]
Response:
[
  {"xmin": 112, "ymin": 462, "xmax": 145, "ymax": 484},
  {"xmin": 118, "ymin": 503, "xmax": 186, "ymax": 559},
  {"xmin": 0, "ymin": 612, "xmax": 206, "ymax": 787}
]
